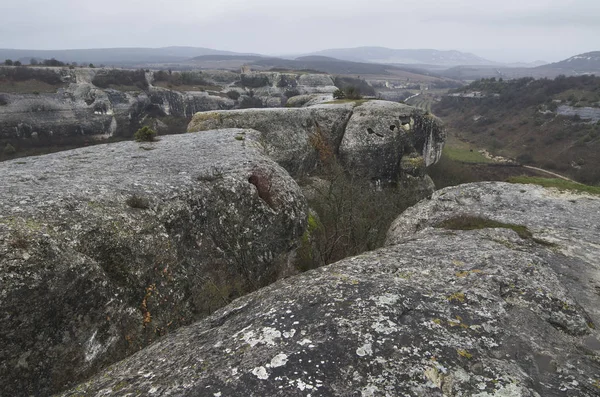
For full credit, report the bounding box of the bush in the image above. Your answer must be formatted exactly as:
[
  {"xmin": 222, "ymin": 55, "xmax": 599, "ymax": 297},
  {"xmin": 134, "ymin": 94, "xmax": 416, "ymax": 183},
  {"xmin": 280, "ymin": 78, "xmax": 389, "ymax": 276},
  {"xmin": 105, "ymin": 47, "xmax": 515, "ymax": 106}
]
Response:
[
  {"xmin": 134, "ymin": 126, "xmax": 157, "ymax": 142},
  {"xmin": 516, "ymin": 153, "xmax": 534, "ymax": 164},
  {"xmin": 239, "ymin": 96, "xmax": 264, "ymax": 109},
  {"xmin": 0, "ymin": 67, "xmax": 62, "ymax": 85},
  {"xmin": 126, "ymin": 193, "xmax": 150, "ymax": 209},
  {"xmin": 226, "ymin": 90, "xmax": 241, "ymax": 100},
  {"xmin": 241, "ymin": 74, "xmax": 270, "ymax": 88},
  {"xmin": 284, "ymin": 88, "xmax": 300, "ymax": 98},
  {"xmin": 154, "ymin": 70, "xmax": 209, "ymax": 87},
  {"xmin": 334, "ymin": 76, "xmax": 375, "ymax": 96},
  {"xmin": 333, "ymin": 89, "xmax": 345, "ymax": 99},
  {"xmin": 92, "ymin": 69, "xmax": 148, "ymax": 90},
  {"xmin": 344, "ymin": 86, "xmax": 362, "ymax": 100},
  {"xmin": 296, "ymin": 164, "xmax": 416, "ymax": 271},
  {"xmin": 4, "ymin": 59, "xmax": 13, "ymax": 66},
  {"xmin": 3, "ymin": 143, "xmax": 16, "ymax": 155}
]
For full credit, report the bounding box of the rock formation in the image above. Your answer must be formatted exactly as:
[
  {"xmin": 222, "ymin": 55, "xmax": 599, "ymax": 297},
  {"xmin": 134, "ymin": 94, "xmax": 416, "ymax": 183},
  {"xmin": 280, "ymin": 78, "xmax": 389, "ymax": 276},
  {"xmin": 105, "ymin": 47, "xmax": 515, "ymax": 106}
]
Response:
[
  {"xmin": 0, "ymin": 130, "xmax": 308, "ymax": 395},
  {"xmin": 188, "ymin": 100, "xmax": 445, "ymax": 187},
  {"xmin": 58, "ymin": 182, "xmax": 600, "ymax": 397},
  {"xmin": 0, "ymin": 67, "xmax": 338, "ymax": 155}
]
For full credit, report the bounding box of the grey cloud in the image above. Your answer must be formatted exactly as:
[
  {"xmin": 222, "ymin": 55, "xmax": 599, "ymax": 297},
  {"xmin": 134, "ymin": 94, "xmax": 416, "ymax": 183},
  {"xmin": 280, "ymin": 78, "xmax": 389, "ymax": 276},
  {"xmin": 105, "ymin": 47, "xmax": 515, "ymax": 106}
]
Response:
[{"xmin": 0, "ymin": 0, "xmax": 598, "ymax": 63}]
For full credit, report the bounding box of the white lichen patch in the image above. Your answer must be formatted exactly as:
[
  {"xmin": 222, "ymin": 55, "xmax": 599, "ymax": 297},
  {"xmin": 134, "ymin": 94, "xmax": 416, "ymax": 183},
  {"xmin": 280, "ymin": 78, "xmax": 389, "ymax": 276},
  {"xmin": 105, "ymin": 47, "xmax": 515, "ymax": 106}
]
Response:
[
  {"xmin": 270, "ymin": 353, "xmax": 288, "ymax": 368},
  {"xmin": 472, "ymin": 383, "xmax": 526, "ymax": 396},
  {"xmin": 375, "ymin": 293, "xmax": 400, "ymax": 307},
  {"xmin": 243, "ymin": 327, "xmax": 282, "ymax": 347},
  {"xmin": 252, "ymin": 366, "xmax": 269, "ymax": 380},
  {"xmin": 356, "ymin": 343, "xmax": 373, "ymax": 357}
]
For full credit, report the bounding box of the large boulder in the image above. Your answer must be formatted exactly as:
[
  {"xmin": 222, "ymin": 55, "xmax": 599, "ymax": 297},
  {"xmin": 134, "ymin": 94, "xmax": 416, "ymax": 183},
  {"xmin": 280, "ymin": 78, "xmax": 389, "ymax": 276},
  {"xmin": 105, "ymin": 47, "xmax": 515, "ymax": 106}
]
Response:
[
  {"xmin": 187, "ymin": 104, "xmax": 355, "ymax": 176},
  {"xmin": 339, "ymin": 101, "xmax": 445, "ymax": 183},
  {"xmin": 187, "ymin": 101, "xmax": 446, "ymax": 186},
  {"xmin": 0, "ymin": 130, "xmax": 308, "ymax": 396},
  {"xmin": 59, "ymin": 182, "xmax": 600, "ymax": 396}
]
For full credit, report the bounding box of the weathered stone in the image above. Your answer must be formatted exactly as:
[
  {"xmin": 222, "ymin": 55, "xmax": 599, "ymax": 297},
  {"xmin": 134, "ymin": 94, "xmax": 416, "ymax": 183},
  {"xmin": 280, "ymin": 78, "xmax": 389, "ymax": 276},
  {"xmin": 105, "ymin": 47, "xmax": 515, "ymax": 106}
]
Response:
[
  {"xmin": 187, "ymin": 101, "xmax": 445, "ymax": 186},
  {"xmin": 58, "ymin": 182, "xmax": 600, "ymax": 397},
  {"xmin": 187, "ymin": 104, "xmax": 355, "ymax": 176},
  {"xmin": 0, "ymin": 130, "xmax": 308, "ymax": 396},
  {"xmin": 0, "ymin": 82, "xmax": 235, "ymax": 148},
  {"xmin": 339, "ymin": 101, "xmax": 445, "ymax": 183}
]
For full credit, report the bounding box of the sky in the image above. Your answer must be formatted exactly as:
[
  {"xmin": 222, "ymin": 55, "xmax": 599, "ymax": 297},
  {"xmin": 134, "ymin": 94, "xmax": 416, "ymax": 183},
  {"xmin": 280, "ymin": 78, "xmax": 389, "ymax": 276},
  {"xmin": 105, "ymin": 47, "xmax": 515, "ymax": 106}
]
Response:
[{"xmin": 0, "ymin": 0, "xmax": 598, "ymax": 63}]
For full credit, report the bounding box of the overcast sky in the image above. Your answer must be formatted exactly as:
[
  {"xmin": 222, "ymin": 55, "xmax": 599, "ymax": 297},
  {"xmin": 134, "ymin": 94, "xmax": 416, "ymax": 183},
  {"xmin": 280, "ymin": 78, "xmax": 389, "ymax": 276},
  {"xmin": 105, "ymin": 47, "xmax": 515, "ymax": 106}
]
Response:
[{"xmin": 0, "ymin": 0, "xmax": 598, "ymax": 62}]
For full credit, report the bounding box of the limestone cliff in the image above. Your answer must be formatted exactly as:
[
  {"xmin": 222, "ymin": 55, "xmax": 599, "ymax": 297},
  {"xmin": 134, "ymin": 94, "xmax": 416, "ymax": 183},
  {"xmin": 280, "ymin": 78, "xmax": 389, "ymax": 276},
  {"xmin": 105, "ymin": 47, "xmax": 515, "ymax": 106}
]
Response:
[{"xmin": 0, "ymin": 67, "xmax": 337, "ymax": 156}]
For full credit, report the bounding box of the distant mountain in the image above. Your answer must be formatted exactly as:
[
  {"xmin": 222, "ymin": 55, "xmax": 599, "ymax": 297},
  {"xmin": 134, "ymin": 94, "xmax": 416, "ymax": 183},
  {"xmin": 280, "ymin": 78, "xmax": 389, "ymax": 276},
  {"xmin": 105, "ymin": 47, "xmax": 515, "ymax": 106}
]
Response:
[
  {"xmin": 304, "ymin": 47, "xmax": 496, "ymax": 66},
  {"xmin": 539, "ymin": 51, "xmax": 600, "ymax": 74},
  {"xmin": 0, "ymin": 47, "xmax": 255, "ymax": 65},
  {"xmin": 190, "ymin": 55, "xmax": 264, "ymax": 62}
]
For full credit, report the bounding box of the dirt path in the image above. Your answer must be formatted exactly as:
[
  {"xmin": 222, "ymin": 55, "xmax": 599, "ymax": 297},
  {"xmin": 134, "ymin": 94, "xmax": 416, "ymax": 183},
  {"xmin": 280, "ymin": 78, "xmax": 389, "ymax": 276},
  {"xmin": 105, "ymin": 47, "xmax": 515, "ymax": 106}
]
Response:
[{"xmin": 523, "ymin": 165, "xmax": 575, "ymax": 182}]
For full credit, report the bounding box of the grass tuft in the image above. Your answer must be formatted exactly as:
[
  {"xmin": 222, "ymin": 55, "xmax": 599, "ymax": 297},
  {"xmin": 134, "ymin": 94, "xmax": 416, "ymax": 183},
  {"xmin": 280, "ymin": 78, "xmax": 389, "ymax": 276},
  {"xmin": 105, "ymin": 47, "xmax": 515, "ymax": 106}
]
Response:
[{"xmin": 436, "ymin": 215, "xmax": 533, "ymax": 239}]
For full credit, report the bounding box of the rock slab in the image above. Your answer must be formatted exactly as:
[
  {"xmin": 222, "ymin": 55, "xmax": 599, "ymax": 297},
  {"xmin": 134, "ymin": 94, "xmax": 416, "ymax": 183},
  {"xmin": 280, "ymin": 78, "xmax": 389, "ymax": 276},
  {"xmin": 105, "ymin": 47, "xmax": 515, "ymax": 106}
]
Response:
[
  {"xmin": 59, "ymin": 182, "xmax": 600, "ymax": 396},
  {"xmin": 0, "ymin": 130, "xmax": 308, "ymax": 396}
]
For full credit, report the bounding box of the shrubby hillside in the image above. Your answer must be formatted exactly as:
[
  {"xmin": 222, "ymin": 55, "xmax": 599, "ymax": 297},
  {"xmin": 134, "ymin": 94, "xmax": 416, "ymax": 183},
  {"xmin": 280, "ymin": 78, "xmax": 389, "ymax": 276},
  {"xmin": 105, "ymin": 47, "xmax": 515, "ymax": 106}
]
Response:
[{"xmin": 433, "ymin": 75, "xmax": 600, "ymax": 184}]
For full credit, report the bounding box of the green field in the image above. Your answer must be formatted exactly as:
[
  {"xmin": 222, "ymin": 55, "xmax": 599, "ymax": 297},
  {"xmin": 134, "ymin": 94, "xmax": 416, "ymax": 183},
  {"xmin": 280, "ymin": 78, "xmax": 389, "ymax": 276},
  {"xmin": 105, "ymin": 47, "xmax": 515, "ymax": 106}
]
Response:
[
  {"xmin": 507, "ymin": 176, "xmax": 600, "ymax": 195},
  {"xmin": 442, "ymin": 138, "xmax": 494, "ymax": 163}
]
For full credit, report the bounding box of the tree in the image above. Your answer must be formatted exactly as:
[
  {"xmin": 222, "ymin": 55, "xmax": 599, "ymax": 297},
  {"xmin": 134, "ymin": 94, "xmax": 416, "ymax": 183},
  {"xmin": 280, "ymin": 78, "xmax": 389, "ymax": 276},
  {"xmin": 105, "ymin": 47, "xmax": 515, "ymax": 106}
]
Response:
[
  {"xmin": 14, "ymin": 61, "xmax": 22, "ymax": 66},
  {"xmin": 89, "ymin": 63, "xmax": 95, "ymax": 68},
  {"xmin": 4, "ymin": 59, "xmax": 13, "ymax": 66},
  {"xmin": 134, "ymin": 126, "xmax": 157, "ymax": 142},
  {"xmin": 30, "ymin": 58, "xmax": 39, "ymax": 66}
]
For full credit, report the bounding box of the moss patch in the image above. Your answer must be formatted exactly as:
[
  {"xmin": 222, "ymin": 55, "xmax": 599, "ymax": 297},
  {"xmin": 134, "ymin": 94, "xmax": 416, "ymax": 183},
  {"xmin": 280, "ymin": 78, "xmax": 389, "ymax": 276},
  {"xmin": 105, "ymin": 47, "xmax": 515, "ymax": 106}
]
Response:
[
  {"xmin": 507, "ymin": 176, "xmax": 600, "ymax": 196},
  {"xmin": 436, "ymin": 216, "xmax": 532, "ymax": 239},
  {"xmin": 323, "ymin": 99, "xmax": 371, "ymax": 106}
]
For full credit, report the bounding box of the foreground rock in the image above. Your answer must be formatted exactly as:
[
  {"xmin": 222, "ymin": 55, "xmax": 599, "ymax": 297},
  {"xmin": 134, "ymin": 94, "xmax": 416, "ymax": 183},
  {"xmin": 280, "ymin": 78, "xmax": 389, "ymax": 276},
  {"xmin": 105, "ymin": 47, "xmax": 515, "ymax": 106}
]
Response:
[
  {"xmin": 60, "ymin": 182, "xmax": 600, "ymax": 396},
  {"xmin": 0, "ymin": 130, "xmax": 308, "ymax": 395},
  {"xmin": 188, "ymin": 100, "xmax": 445, "ymax": 185}
]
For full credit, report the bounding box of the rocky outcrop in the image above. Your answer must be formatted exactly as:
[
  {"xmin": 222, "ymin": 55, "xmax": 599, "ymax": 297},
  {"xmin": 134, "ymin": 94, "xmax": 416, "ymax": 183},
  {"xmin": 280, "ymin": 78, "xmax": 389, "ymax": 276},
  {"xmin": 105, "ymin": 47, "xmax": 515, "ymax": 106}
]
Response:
[
  {"xmin": 0, "ymin": 130, "xmax": 308, "ymax": 396},
  {"xmin": 59, "ymin": 182, "xmax": 600, "ymax": 397},
  {"xmin": 339, "ymin": 101, "xmax": 445, "ymax": 183},
  {"xmin": 0, "ymin": 82, "xmax": 235, "ymax": 149},
  {"xmin": 188, "ymin": 104, "xmax": 354, "ymax": 176},
  {"xmin": 187, "ymin": 100, "xmax": 446, "ymax": 185},
  {"xmin": 0, "ymin": 68, "xmax": 342, "ymax": 155}
]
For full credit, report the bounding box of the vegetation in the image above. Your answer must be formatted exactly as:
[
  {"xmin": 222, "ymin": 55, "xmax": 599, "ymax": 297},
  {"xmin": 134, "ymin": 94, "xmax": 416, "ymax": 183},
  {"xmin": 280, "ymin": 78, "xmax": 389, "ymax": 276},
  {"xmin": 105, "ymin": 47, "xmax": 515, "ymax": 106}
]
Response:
[
  {"xmin": 154, "ymin": 70, "xmax": 212, "ymax": 88},
  {"xmin": 134, "ymin": 126, "xmax": 157, "ymax": 142},
  {"xmin": 0, "ymin": 66, "xmax": 63, "ymax": 85},
  {"xmin": 240, "ymin": 74, "xmax": 270, "ymax": 88},
  {"xmin": 294, "ymin": 128, "xmax": 420, "ymax": 271},
  {"xmin": 3, "ymin": 143, "xmax": 16, "ymax": 155},
  {"xmin": 436, "ymin": 215, "xmax": 533, "ymax": 239},
  {"xmin": 226, "ymin": 90, "xmax": 241, "ymax": 100},
  {"xmin": 434, "ymin": 75, "xmax": 600, "ymax": 185},
  {"xmin": 507, "ymin": 176, "xmax": 600, "ymax": 195},
  {"xmin": 126, "ymin": 193, "xmax": 150, "ymax": 209},
  {"xmin": 4, "ymin": 59, "xmax": 13, "ymax": 66},
  {"xmin": 92, "ymin": 69, "xmax": 148, "ymax": 90},
  {"xmin": 334, "ymin": 76, "xmax": 375, "ymax": 97}
]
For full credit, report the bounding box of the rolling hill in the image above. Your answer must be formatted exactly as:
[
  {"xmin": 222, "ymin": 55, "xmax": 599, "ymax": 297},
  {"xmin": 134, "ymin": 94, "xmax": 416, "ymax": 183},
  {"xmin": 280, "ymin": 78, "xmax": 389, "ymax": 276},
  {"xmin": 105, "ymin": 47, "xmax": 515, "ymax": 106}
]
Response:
[
  {"xmin": 537, "ymin": 51, "xmax": 600, "ymax": 74},
  {"xmin": 304, "ymin": 47, "xmax": 496, "ymax": 66},
  {"xmin": 0, "ymin": 47, "xmax": 256, "ymax": 65}
]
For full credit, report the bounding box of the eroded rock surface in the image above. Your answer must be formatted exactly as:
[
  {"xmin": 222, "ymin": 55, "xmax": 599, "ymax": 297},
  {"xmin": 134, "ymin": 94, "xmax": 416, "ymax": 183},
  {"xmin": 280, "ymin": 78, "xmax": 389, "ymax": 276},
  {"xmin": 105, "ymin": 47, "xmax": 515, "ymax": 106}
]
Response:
[
  {"xmin": 59, "ymin": 182, "xmax": 600, "ymax": 396},
  {"xmin": 0, "ymin": 130, "xmax": 308, "ymax": 395},
  {"xmin": 187, "ymin": 101, "xmax": 445, "ymax": 185}
]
